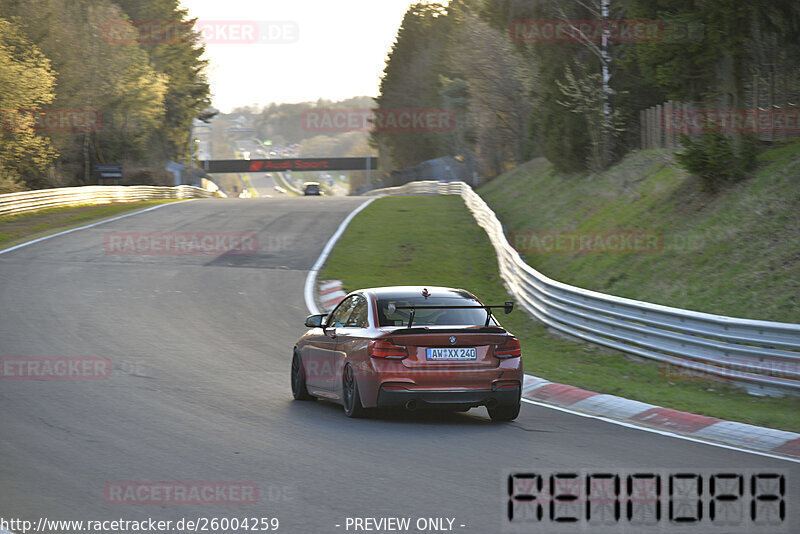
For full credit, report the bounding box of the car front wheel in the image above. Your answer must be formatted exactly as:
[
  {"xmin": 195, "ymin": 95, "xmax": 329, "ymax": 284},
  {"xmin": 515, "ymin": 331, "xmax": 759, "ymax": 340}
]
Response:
[{"xmin": 291, "ymin": 352, "xmax": 314, "ymax": 400}]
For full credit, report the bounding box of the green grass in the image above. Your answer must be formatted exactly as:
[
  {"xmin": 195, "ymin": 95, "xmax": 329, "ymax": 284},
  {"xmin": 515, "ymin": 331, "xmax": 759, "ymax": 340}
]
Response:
[
  {"xmin": 321, "ymin": 195, "xmax": 800, "ymax": 432},
  {"xmin": 0, "ymin": 200, "xmax": 180, "ymax": 250},
  {"xmin": 479, "ymin": 143, "xmax": 800, "ymax": 323}
]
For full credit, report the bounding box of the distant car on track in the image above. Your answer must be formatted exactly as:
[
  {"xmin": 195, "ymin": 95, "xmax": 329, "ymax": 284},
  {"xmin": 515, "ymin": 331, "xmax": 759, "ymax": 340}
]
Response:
[
  {"xmin": 303, "ymin": 181, "xmax": 322, "ymax": 196},
  {"xmin": 291, "ymin": 286, "xmax": 523, "ymax": 421}
]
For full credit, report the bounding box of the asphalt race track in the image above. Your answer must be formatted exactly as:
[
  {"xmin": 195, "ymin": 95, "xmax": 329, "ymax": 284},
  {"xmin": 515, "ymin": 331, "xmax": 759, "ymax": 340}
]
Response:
[
  {"xmin": 248, "ymin": 173, "xmax": 277, "ymax": 197},
  {"xmin": 1, "ymin": 196, "xmax": 797, "ymax": 533}
]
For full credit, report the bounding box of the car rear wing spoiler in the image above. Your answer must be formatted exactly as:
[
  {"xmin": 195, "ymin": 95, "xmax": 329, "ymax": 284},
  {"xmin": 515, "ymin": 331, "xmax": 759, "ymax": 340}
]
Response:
[
  {"xmin": 389, "ymin": 301, "xmax": 514, "ymax": 328},
  {"xmin": 389, "ymin": 326, "xmax": 507, "ymax": 335}
]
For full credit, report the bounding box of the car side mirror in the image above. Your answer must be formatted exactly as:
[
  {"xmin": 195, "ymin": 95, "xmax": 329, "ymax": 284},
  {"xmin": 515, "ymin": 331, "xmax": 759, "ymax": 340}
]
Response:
[
  {"xmin": 305, "ymin": 314, "xmax": 328, "ymax": 328},
  {"xmin": 504, "ymin": 301, "xmax": 514, "ymax": 314}
]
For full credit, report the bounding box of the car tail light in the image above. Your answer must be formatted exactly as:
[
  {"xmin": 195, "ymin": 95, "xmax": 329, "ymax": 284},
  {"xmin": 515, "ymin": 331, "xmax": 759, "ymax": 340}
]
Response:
[
  {"xmin": 369, "ymin": 340, "xmax": 408, "ymax": 359},
  {"xmin": 495, "ymin": 337, "xmax": 521, "ymax": 358}
]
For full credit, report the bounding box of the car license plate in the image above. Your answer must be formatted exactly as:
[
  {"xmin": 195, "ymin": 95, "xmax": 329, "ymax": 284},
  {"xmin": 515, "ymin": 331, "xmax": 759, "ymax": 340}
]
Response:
[{"xmin": 426, "ymin": 347, "xmax": 477, "ymax": 360}]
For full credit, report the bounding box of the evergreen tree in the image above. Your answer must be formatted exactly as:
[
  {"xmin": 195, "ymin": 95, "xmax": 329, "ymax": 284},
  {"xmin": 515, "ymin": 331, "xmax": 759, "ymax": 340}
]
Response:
[{"xmin": 0, "ymin": 18, "xmax": 57, "ymax": 191}]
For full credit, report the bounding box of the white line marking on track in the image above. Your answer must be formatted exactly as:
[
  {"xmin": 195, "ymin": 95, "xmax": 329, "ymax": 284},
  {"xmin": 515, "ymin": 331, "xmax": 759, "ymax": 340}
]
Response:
[
  {"xmin": 521, "ymin": 398, "xmax": 800, "ymax": 464},
  {"xmin": 0, "ymin": 201, "xmax": 194, "ymax": 256},
  {"xmin": 304, "ymin": 198, "xmax": 376, "ymax": 315}
]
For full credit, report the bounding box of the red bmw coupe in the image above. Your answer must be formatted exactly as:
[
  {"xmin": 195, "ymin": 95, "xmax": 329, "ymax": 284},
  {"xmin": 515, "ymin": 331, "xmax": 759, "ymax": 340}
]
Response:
[{"xmin": 292, "ymin": 286, "xmax": 523, "ymax": 421}]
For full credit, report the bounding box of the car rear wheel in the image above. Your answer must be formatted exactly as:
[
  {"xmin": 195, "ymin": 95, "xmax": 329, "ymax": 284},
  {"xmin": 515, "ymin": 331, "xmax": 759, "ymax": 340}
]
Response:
[
  {"xmin": 342, "ymin": 364, "xmax": 366, "ymax": 418},
  {"xmin": 488, "ymin": 401, "xmax": 520, "ymax": 422},
  {"xmin": 291, "ymin": 352, "xmax": 314, "ymax": 400}
]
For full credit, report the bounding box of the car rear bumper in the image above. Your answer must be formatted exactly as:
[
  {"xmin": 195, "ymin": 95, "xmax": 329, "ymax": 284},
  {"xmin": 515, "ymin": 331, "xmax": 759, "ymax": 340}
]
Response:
[{"xmin": 376, "ymin": 385, "xmax": 520, "ymax": 409}]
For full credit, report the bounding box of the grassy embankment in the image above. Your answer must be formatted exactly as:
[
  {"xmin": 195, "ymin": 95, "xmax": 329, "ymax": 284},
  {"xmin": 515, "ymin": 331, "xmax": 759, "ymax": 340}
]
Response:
[
  {"xmin": 320, "ymin": 142, "xmax": 800, "ymax": 431},
  {"xmin": 480, "ymin": 144, "xmax": 800, "ymax": 323}
]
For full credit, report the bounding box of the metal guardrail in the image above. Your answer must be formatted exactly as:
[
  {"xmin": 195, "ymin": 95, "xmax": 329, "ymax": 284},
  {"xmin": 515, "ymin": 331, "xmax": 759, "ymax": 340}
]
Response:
[
  {"xmin": 368, "ymin": 180, "xmax": 800, "ymax": 395},
  {"xmin": 369, "ymin": 180, "xmax": 464, "ymax": 197},
  {"xmin": 0, "ymin": 185, "xmax": 218, "ymax": 218}
]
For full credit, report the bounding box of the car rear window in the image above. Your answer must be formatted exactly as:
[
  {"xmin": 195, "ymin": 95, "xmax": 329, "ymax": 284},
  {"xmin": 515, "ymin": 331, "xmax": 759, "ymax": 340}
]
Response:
[{"xmin": 376, "ymin": 295, "xmax": 493, "ymax": 327}]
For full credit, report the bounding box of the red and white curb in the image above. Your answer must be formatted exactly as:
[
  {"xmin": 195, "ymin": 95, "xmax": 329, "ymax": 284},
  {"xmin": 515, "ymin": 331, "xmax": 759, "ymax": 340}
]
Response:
[
  {"xmin": 318, "ymin": 280, "xmax": 346, "ymax": 311},
  {"xmin": 522, "ymin": 375, "xmax": 800, "ymax": 460}
]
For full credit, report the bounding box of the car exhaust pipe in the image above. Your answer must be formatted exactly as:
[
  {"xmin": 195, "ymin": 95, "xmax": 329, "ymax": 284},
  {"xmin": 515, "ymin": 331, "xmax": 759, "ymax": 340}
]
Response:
[
  {"xmin": 405, "ymin": 399, "xmax": 418, "ymax": 411},
  {"xmin": 486, "ymin": 398, "xmax": 498, "ymax": 410}
]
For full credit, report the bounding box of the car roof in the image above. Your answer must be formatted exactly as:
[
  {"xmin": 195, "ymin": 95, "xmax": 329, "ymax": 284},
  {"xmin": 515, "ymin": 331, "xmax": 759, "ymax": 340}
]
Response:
[{"xmin": 361, "ymin": 286, "xmax": 478, "ymax": 301}]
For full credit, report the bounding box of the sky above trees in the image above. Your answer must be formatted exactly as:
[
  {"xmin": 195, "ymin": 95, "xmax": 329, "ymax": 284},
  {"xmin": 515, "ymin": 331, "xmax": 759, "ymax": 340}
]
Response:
[{"xmin": 180, "ymin": 0, "xmax": 422, "ymax": 111}]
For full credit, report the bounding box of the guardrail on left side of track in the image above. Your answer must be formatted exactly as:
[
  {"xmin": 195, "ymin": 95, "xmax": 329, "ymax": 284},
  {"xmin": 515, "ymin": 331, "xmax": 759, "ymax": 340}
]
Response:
[{"xmin": 0, "ymin": 185, "xmax": 221, "ymax": 218}]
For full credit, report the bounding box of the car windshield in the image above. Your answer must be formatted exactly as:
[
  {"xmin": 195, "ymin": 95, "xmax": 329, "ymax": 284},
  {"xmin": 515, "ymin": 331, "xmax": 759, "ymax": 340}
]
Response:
[{"xmin": 376, "ymin": 295, "xmax": 493, "ymax": 327}]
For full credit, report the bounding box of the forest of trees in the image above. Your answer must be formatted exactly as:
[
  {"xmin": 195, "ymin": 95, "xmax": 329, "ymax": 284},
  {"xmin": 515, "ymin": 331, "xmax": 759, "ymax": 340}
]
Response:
[
  {"xmin": 3, "ymin": 0, "xmax": 799, "ymax": 194},
  {"xmin": 217, "ymin": 97, "xmax": 374, "ymax": 161},
  {"xmin": 373, "ymin": 0, "xmax": 800, "ymax": 181},
  {"xmin": 234, "ymin": 96, "xmax": 375, "ymax": 157},
  {"xmin": 0, "ymin": 0, "xmax": 212, "ymax": 192}
]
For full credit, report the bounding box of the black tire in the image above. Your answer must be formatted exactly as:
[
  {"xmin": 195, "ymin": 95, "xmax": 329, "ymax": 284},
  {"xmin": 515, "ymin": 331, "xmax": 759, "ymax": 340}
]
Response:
[
  {"xmin": 291, "ymin": 352, "xmax": 314, "ymax": 400},
  {"xmin": 488, "ymin": 401, "xmax": 520, "ymax": 422},
  {"xmin": 342, "ymin": 364, "xmax": 366, "ymax": 418}
]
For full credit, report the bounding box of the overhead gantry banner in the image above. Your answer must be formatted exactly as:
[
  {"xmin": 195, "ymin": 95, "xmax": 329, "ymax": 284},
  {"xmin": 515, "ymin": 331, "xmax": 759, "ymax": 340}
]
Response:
[{"xmin": 201, "ymin": 157, "xmax": 378, "ymax": 173}]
